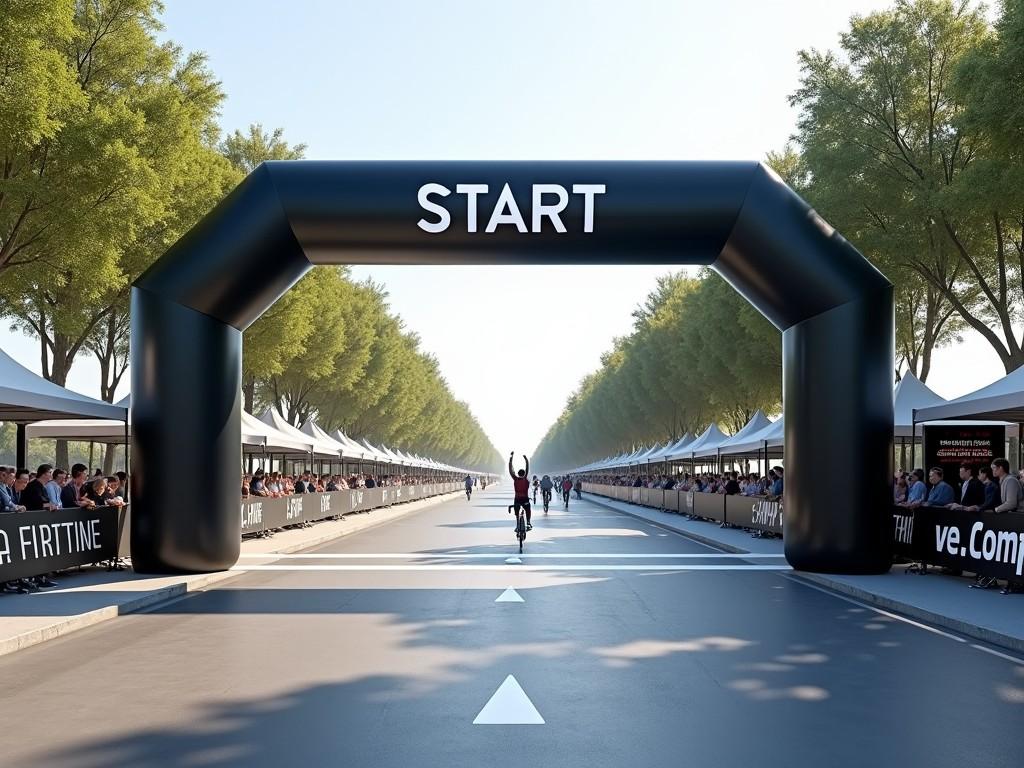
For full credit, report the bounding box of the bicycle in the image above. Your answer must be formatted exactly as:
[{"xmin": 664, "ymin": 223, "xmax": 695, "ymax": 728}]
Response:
[
  {"xmin": 562, "ymin": 489, "xmax": 571, "ymax": 510},
  {"xmin": 542, "ymin": 488, "xmax": 551, "ymax": 514},
  {"xmin": 465, "ymin": 487, "xmax": 472, "ymax": 501},
  {"xmin": 509, "ymin": 503, "xmax": 528, "ymax": 553}
]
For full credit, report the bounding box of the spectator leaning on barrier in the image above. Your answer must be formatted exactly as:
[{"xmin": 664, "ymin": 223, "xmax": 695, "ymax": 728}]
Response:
[
  {"xmin": 11, "ymin": 469, "xmax": 29, "ymax": 505},
  {"xmin": 991, "ymin": 458, "xmax": 1024, "ymax": 514},
  {"xmin": 60, "ymin": 464, "xmax": 79, "ymax": 508},
  {"xmin": 46, "ymin": 469, "xmax": 67, "ymax": 508},
  {"xmin": 903, "ymin": 469, "xmax": 928, "ymax": 507},
  {"xmin": 769, "ymin": 467, "xmax": 784, "ymax": 499},
  {"xmin": 948, "ymin": 464, "xmax": 984, "ymax": 511},
  {"xmin": 20, "ymin": 465, "xmax": 54, "ymax": 511},
  {"xmin": 893, "ymin": 472, "xmax": 909, "ymax": 504},
  {"xmin": 724, "ymin": 472, "xmax": 741, "ymax": 495},
  {"xmin": 969, "ymin": 466, "xmax": 999, "ymax": 512},
  {"xmin": 923, "ymin": 467, "xmax": 954, "ymax": 507},
  {"xmin": 0, "ymin": 466, "xmax": 25, "ymax": 512}
]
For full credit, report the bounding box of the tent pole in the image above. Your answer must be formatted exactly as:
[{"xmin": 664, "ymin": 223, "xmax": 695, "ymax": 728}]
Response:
[{"xmin": 15, "ymin": 423, "xmax": 27, "ymax": 469}]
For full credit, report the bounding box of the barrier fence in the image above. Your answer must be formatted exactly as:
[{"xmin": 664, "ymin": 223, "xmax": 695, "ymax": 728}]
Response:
[
  {"xmin": 0, "ymin": 483, "xmax": 462, "ymax": 584},
  {"xmin": 892, "ymin": 506, "xmax": 1024, "ymax": 581},
  {"xmin": 583, "ymin": 483, "xmax": 1023, "ymax": 580},
  {"xmin": 582, "ymin": 483, "xmax": 784, "ymax": 536}
]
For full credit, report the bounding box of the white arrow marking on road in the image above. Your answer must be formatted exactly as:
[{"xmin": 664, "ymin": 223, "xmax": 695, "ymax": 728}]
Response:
[
  {"xmin": 473, "ymin": 675, "xmax": 545, "ymax": 724},
  {"xmin": 505, "ymin": 557, "xmax": 522, "ymax": 564},
  {"xmin": 495, "ymin": 587, "xmax": 524, "ymax": 603}
]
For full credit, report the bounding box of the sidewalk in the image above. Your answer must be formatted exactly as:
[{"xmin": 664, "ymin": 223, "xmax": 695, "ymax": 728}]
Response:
[
  {"xmin": 0, "ymin": 490, "xmax": 463, "ymax": 657},
  {"xmin": 588, "ymin": 492, "xmax": 1024, "ymax": 654}
]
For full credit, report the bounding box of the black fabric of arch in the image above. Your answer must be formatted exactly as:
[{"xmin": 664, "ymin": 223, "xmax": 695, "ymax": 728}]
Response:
[{"xmin": 130, "ymin": 161, "xmax": 894, "ymax": 574}]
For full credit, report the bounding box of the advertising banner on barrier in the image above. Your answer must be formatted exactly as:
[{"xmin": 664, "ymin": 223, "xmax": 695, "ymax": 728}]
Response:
[
  {"xmin": 893, "ymin": 506, "xmax": 1024, "ymax": 580},
  {"xmin": 0, "ymin": 506, "xmax": 122, "ymax": 581},
  {"xmin": 923, "ymin": 424, "xmax": 1004, "ymax": 489},
  {"xmin": 726, "ymin": 495, "xmax": 783, "ymax": 534}
]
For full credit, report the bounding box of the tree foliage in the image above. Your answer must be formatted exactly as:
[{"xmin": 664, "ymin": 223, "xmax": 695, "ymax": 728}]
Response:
[
  {"xmin": 0, "ymin": 2, "xmax": 499, "ymax": 471},
  {"xmin": 533, "ymin": 271, "xmax": 781, "ymax": 470},
  {"xmin": 786, "ymin": 0, "xmax": 1024, "ymax": 377}
]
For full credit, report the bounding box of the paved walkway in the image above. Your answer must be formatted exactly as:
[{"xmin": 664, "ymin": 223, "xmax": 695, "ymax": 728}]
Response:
[
  {"xmin": 0, "ymin": 490, "xmax": 465, "ymax": 657},
  {"xmin": 588, "ymin": 492, "xmax": 1024, "ymax": 652}
]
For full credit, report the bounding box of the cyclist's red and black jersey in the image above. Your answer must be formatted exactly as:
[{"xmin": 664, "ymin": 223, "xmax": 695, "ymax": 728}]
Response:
[{"xmin": 513, "ymin": 475, "xmax": 530, "ymax": 500}]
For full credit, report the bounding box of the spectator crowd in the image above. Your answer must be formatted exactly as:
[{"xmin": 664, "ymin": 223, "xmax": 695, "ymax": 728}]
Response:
[
  {"xmin": 243, "ymin": 470, "xmax": 444, "ymax": 498},
  {"xmin": 0, "ymin": 463, "xmax": 128, "ymax": 594},
  {"xmin": 584, "ymin": 467, "xmax": 785, "ymax": 500}
]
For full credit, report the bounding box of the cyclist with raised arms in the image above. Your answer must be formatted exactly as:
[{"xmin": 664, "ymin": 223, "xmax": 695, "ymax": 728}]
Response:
[{"xmin": 509, "ymin": 452, "xmax": 532, "ymax": 531}]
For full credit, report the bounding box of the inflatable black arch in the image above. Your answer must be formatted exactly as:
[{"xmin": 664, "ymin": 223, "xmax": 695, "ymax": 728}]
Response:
[{"xmin": 130, "ymin": 161, "xmax": 893, "ymax": 574}]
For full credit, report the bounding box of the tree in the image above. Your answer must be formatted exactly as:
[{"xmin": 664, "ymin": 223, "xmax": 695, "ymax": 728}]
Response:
[
  {"xmin": 789, "ymin": 0, "xmax": 1024, "ymax": 374},
  {"xmin": 534, "ymin": 271, "xmax": 782, "ymax": 469},
  {"xmin": 221, "ymin": 124, "xmax": 306, "ymax": 173}
]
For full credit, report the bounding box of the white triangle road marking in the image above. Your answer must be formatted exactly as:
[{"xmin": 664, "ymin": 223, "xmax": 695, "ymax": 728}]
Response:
[
  {"xmin": 473, "ymin": 675, "xmax": 545, "ymax": 724},
  {"xmin": 505, "ymin": 557, "xmax": 522, "ymax": 564},
  {"xmin": 495, "ymin": 587, "xmax": 524, "ymax": 603}
]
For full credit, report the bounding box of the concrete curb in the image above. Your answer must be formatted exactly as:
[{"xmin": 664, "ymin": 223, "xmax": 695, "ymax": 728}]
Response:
[
  {"xmin": 0, "ymin": 491, "xmax": 463, "ymax": 658},
  {"xmin": 791, "ymin": 572, "xmax": 1024, "ymax": 655}
]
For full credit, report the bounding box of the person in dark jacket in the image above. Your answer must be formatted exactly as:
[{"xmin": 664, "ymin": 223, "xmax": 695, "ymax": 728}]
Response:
[
  {"xmin": 967, "ymin": 465, "xmax": 1000, "ymax": 511},
  {"xmin": 19, "ymin": 465, "xmax": 55, "ymax": 511},
  {"xmin": 949, "ymin": 463, "xmax": 985, "ymax": 510}
]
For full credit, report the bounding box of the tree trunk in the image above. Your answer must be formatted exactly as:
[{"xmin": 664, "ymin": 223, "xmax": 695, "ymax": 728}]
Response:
[
  {"xmin": 102, "ymin": 443, "xmax": 116, "ymax": 475},
  {"xmin": 243, "ymin": 377, "xmax": 255, "ymax": 413}
]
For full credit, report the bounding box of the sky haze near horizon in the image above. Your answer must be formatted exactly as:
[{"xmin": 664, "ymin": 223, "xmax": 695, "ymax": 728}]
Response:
[{"xmin": 0, "ymin": 0, "xmax": 1008, "ymax": 459}]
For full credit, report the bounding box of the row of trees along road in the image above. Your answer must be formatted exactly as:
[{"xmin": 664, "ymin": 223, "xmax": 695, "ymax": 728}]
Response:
[
  {"xmin": 0, "ymin": 1, "xmax": 501, "ymax": 471},
  {"xmin": 535, "ymin": 0, "xmax": 1024, "ymax": 470}
]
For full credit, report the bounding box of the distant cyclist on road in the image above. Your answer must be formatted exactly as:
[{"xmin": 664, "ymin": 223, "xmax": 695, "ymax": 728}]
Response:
[
  {"xmin": 464, "ymin": 474, "xmax": 474, "ymax": 500},
  {"xmin": 574, "ymin": 477, "xmax": 583, "ymax": 500},
  {"xmin": 509, "ymin": 453, "xmax": 532, "ymax": 531},
  {"xmin": 539, "ymin": 474, "xmax": 554, "ymax": 512},
  {"xmin": 561, "ymin": 475, "xmax": 573, "ymax": 508},
  {"xmin": 532, "ymin": 475, "xmax": 540, "ymax": 503}
]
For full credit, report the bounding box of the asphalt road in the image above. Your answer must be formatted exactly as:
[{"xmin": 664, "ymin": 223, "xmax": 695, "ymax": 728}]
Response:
[{"xmin": 1, "ymin": 487, "xmax": 1021, "ymax": 767}]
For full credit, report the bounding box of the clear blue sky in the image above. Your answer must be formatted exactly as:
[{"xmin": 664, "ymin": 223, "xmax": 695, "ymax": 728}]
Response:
[{"xmin": 1, "ymin": 0, "xmax": 1005, "ymax": 456}]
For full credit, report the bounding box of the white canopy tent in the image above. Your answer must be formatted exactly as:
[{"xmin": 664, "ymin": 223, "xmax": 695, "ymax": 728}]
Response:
[
  {"xmin": 299, "ymin": 420, "xmax": 352, "ymax": 458},
  {"xmin": 0, "ymin": 350, "xmax": 127, "ymax": 423},
  {"xmin": 242, "ymin": 410, "xmax": 311, "ymax": 454},
  {"xmin": 258, "ymin": 409, "xmax": 338, "ymax": 459},
  {"xmin": 716, "ymin": 411, "xmax": 773, "ymax": 453},
  {"xmin": 668, "ymin": 423, "xmax": 728, "ymax": 461},
  {"xmin": 718, "ymin": 416, "xmax": 785, "ymax": 456},
  {"xmin": 915, "ymin": 366, "xmax": 1024, "ymax": 424},
  {"xmin": 25, "ymin": 394, "xmax": 133, "ymax": 442},
  {"xmin": 894, "ymin": 373, "xmax": 947, "ymax": 438}
]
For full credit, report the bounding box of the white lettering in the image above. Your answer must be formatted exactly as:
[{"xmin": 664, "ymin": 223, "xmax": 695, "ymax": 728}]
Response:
[
  {"xmin": 39, "ymin": 523, "xmax": 53, "ymax": 558},
  {"xmin": 982, "ymin": 529, "xmax": 998, "ymax": 560},
  {"xmin": 18, "ymin": 526, "xmax": 34, "ymax": 561},
  {"xmin": 0, "ymin": 530, "xmax": 9, "ymax": 564},
  {"xmin": 532, "ymin": 184, "xmax": 569, "ymax": 233},
  {"xmin": 572, "ymin": 183, "xmax": 606, "ymax": 232},
  {"xmin": 417, "ymin": 183, "xmax": 451, "ymax": 233},
  {"xmin": 455, "ymin": 184, "xmax": 488, "ymax": 232},
  {"xmin": 90, "ymin": 519, "xmax": 101, "ymax": 550},
  {"xmin": 485, "ymin": 183, "xmax": 528, "ymax": 233},
  {"xmin": 968, "ymin": 521, "xmax": 984, "ymax": 559},
  {"xmin": 996, "ymin": 531, "xmax": 1018, "ymax": 567}
]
